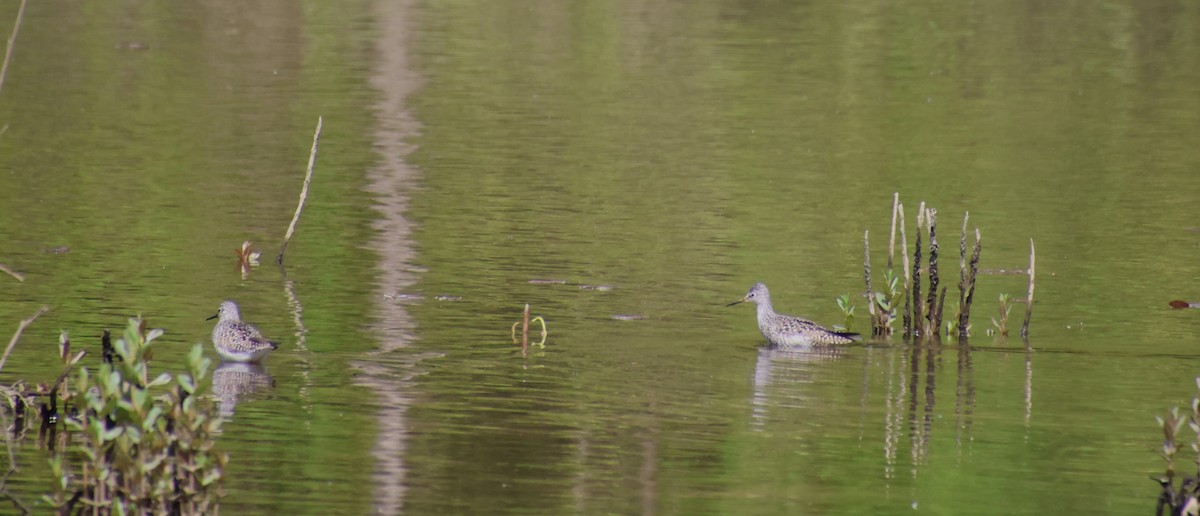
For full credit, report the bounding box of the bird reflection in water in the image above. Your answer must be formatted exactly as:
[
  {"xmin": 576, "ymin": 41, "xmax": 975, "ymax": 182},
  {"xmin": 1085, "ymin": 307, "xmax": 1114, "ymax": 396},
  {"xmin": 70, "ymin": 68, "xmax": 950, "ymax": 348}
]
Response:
[{"xmin": 211, "ymin": 361, "xmax": 275, "ymax": 418}]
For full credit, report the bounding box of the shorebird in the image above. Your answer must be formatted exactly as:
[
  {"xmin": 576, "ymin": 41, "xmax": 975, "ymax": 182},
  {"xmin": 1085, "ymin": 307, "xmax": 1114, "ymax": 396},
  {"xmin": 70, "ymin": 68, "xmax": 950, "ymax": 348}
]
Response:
[
  {"xmin": 207, "ymin": 301, "xmax": 279, "ymax": 362},
  {"xmin": 728, "ymin": 282, "xmax": 861, "ymax": 347}
]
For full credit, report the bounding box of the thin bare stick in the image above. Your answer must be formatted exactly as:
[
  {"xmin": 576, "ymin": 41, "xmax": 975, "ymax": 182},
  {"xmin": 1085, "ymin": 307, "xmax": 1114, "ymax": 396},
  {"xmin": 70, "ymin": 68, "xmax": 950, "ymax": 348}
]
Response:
[
  {"xmin": 888, "ymin": 192, "xmax": 899, "ymax": 270},
  {"xmin": 277, "ymin": 116, "xmax": 324, "ymax": 265},
  {"xmin": 0, "ymin": 0, "xmax": 28, "ymax": 100},
  {"xmin": 864, "ymin": 230, "xmax": 875, "ymax": 329},
  {"xmin": 899, "ymin": 204, "xmax": 911, "ymax": 337},
  {"xmin": 522, "ymin": 304, "xmax": 530, "ymax": 351},
  {"xmin": 0, "ymin": 263, "xmax": 21, "ymax": 282},
  {"xmin": 49, "ymin": 350, "xmax": 87, "ymax": 393},
  {"xmin": 0, "ymin": 306, "xmax": 47, "ymax": 374},
  {"xmin": 1021, "ymin": 239, "xmax": 1035, "ymax": 338}
]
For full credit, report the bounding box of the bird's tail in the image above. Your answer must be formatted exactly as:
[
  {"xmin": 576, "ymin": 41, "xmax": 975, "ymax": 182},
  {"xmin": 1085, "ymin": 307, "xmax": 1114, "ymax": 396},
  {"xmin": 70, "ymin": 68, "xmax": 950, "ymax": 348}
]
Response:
[
  {"xmin": 837, "ymin": 331, "xmax": 863, "ymax": 342},
  {"xmin": 268, "ymin": 341, "xmax": 280, "ymax": 350}
]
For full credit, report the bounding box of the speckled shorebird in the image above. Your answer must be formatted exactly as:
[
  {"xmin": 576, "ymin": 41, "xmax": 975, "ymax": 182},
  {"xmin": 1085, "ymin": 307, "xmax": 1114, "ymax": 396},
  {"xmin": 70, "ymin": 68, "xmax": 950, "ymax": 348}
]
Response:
[
  {"xmin": 206, "ymin": 301, "xmax": 279, "ymax": 362},
  {"xmin": 727, "ymin": 283, "xmax": 861, "ymax": 347}
]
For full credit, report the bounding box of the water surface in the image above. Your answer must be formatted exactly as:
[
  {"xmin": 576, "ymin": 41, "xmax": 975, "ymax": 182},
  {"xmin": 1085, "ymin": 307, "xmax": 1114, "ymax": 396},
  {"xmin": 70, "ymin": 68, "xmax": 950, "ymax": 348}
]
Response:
[{"xmin": 0, "ymin": 1, "xmax": 1198, "ymax": 514}]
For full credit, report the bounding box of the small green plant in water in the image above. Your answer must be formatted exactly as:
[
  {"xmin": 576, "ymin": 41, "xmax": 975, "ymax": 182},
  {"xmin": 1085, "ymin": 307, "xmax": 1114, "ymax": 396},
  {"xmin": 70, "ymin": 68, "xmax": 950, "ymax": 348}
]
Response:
[
  {"xmin": 870, "ymin": 270, "xmax": 902, "ymax": 335},
  {"xmin": 990, "ymin": 293, "xmax": 1012, "ymax": 336},
  {"xmin": 834, "ymin": 294, "xmax": 855, "ymax": 333},
  {"xmin": 44, "ymin": 317, "xmax": 226, "ymax": 514},
  {"xmin": 511, "ymin": 304, "xmax": 547, "ymax": 349}
]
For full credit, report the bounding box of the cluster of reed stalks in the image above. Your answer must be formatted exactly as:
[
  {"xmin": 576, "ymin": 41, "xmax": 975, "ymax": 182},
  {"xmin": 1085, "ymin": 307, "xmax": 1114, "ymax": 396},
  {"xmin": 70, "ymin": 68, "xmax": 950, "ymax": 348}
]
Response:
[{"xmin": 859, "ymin": 193, "xmax": 1034, "ymax": 341}]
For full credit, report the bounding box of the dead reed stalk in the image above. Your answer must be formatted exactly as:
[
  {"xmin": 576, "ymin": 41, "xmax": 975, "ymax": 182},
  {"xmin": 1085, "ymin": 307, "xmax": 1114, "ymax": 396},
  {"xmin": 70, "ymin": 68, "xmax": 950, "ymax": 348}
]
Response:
[
  {"xmin": 925, "ymin": 208, "xmax": 940, "ymax": 335},
  {"xmin": 958, "ymin": 212, "xmax": 968, "ymax": 326},
  {"xmin": 912, "ymin": 203, "xmax": 926, "ymax": 336},
  {"xmin": 0, "ymin": 0, "xmax": 27, "ymax": 100},
  {"xmin": 1021, "ymin": 239, "xmax": 1035, "ymax": 338},
  {"xmin": 277, "ymin": 116, "xmax": 324, "ymax": 265},
  {"xmin": 0, "ymin": 263, "xmax": 21, "ymax": 282},
  {"xmin": 888, "ymin": 192, "xmax": 899, "ymax": 270},
  {"xmin": 958, "ymin": 229, "xmax": 981, "ymax": 338}
]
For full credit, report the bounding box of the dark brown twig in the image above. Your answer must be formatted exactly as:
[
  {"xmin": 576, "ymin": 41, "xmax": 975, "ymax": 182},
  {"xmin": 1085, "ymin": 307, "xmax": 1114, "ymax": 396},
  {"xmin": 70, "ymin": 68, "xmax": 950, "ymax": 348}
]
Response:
[
  {"xmin": 912, "ymin": 203, "xmax": 925, "ymax": 337},
  {"xmin": 958, "ymin": 212, "xmax": 968, "ymax": 333},
  {"xmin": 925, "ymin": 208, "xmax": 939, "ymax": 334}
]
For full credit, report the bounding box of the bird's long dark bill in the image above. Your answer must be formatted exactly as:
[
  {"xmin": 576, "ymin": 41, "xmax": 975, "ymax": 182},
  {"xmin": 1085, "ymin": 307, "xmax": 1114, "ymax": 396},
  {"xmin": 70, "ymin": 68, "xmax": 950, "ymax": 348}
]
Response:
[
  {"xmin": 725, "ymin": 299, "xmax": 746, "ymax": 307},
  {"xmin": 205, "ymin": 313, "xmax": 218, "ymax": 321}
]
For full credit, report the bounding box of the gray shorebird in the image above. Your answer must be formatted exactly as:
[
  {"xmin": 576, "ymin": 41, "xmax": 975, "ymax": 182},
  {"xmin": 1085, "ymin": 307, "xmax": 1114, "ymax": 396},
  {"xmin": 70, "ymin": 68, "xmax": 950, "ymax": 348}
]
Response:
[
  {"xmin": 727, "ymin": 283, "xmax": 861, "ymax": 347},
  {"xmin": 206, "ymin": 301, "xmax": 279, "ymax": 362}
]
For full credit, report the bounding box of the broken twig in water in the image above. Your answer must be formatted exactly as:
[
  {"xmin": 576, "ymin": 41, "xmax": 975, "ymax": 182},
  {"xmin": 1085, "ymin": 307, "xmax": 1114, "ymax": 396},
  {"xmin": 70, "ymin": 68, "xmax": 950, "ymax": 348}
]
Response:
[
  {"xmin": 0, "ymin": 305, "xmax": 47, "ymax": 374},
  {"xmin": 277, "ymin": 116, "xmax": 324, "ymax": 265},
  {"xmin": 0, "ymin": 263, "xmax": 21, "ymax": 282}
]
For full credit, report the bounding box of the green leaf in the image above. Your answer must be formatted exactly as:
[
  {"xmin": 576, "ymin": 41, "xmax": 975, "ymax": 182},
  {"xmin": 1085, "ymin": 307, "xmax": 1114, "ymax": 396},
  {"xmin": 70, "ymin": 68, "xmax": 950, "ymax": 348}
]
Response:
[
  {"xmin": 105, "ymin": 369, "xmax": 121, "ymax": 396},
  {"xmin": 178, "ymin": 374, "xmax": 196, "ymax": 395},
  {"xmin": 103, "ymin": 426, "xmax": 124, "ymax": 442},
  {"xmin": 148, "ymin": 372, "xmax": 172, "ymax": 388},
  {"xmin": 188, "ymin": 345, "xmax": 204, "ymax": 370},
  {"xmin": 143, "ymin": 406, "xmax": 162, "ymax": 431}
]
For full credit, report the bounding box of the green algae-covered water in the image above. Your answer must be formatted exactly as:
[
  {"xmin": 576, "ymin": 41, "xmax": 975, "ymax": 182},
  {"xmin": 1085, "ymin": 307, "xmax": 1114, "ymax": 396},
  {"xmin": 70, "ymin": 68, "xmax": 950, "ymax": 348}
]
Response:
[{"xmin": 1, "ymin": 1, "xmax": 1199, "ymax": 513}]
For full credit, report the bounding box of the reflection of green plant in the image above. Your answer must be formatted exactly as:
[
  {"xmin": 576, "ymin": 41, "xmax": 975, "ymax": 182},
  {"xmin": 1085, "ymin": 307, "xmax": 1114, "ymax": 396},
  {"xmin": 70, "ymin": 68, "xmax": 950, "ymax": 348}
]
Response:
[
  {"xmin": 835, "ymin": 294, "xmax": 855, "ymax": 333},
  {"xmin": 45, "ymin": 317, "xmax": 226, "ymax": 514},
  {"xmin": 1154, "ymin": 378, "xmax": 1200, "ymax": 514},
  {"xmin": 990, "ymin": 293, "xmax": 1012, "ymax": 336}
]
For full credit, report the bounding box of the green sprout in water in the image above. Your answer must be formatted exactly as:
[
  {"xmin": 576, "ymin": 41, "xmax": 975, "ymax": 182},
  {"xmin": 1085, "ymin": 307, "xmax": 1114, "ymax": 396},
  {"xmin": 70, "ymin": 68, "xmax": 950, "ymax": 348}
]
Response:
[
  {"xmin": 835, "ymin": 294, "xmax": 855, "ymax": 333},
  {"xmin": 511, "ymin": 304, "xmax": 547, "ymax": 349},
  {"xmin": 990, "ymin": 293, "xmax": 1012, "ymax": 337}
]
